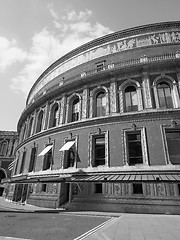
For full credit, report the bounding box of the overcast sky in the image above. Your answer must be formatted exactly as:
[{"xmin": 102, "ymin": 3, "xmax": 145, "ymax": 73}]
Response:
[{"xmin": 1, "ymin": 0, "xmax": 180, "ymax": 131}]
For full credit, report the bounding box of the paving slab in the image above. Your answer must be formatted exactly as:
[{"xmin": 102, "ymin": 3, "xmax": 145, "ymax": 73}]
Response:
[{"xmin": 78, "ymin": 214, "xmax": 180, "ymax": 240}]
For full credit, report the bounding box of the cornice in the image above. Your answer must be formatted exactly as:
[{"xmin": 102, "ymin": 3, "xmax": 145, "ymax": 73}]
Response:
[{"xmin": 26, "ymin": 21, "xmax": 180, "ymax": 105}]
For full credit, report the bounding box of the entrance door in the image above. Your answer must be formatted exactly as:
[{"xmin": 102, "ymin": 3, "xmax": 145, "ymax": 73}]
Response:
[
  {"xmin": 58, "ymin": 183, "xmax": 70, "ymax": 206},
  {"xmin": 13, "ymin": 184, "xmax": 23, "ymax": 202},
  {"xmin": 21, "ymin": 184, "xmax": 28, "ymax": 203}
]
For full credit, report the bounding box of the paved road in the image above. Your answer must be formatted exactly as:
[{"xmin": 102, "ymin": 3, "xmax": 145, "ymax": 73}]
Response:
[
  {"xmin": 0, "ymin": 211, "xmax": 110, "ymax": 240},
  {"xmin": 1, "ymin": 197, "xmax": 180, "ymax": 240}
]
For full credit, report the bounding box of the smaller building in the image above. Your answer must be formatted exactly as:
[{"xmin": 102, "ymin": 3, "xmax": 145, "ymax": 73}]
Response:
[{"xmin": 0, "ymin": 131, "xmax": 18, "ymax": 196}]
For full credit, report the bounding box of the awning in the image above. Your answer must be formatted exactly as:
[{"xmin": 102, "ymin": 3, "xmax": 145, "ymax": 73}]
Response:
[
  {"xmin": 24, "ymin": 174, "xmax": 72, "ymax": 183},
  {"xmin": 8, "ymin": 158, "xmax": 18, "ymax": 170},
  {"xmin": 69, "ymin": 173, "xmax": 180, "ymax": 182},
  {"xmin": 38, "ymin": 145, "xmax": 53, "ymax": 156},
  {"xmin": 59, "ymin": 141, "xmax": 75, "ymax": 151},
  {"xmin": 7, "ymin": 172, "xmax": 180, "ymax": 184}
]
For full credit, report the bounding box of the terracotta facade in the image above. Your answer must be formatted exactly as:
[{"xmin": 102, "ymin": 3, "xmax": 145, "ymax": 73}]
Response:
[{"xmin": 7, "ymin": 21, "xmax": 180, "ymax": 213}]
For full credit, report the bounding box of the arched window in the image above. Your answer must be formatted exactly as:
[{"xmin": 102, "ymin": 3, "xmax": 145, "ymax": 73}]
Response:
[
  {"xmin": 0, "ymin": 141, "xmax": 8, "ymax": 156},
  {"xmin": 125, "ymin": 86, "xmax": 138, "ymax": 112},
  {"xmin": 71, "ymin": 98, "xmax": 80, "ymax": 122},
  {"xmin": 157, "ymin": 82, "xmax": 173, "ymax": 108},
  {"xmin": 27, "ymin": 117, "xmax": 33, "ymax": 137},
  {"xmin": 36, "ymin": 110, "xmax": 44, "ymax": 133},
  {"xmin": 96, "ymin": 91, "xmax": 106, "ymax": 117},
  {"xmin": 49, "ymin": 103, "xmax": 59, "ymax": 128}
]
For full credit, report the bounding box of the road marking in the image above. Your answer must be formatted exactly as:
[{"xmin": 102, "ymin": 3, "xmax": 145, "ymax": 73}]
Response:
[{"xmin": 74, "ymin": 217, "xmax": 119, "ymax": 240}]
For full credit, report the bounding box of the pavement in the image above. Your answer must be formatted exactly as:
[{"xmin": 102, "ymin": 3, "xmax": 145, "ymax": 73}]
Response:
[
  {"xmin": 0, "ymin": 197, "xmax": 62, "ymax": 213},
  {"xmin": 0, "ymin": 197, "xmax": 180, "ymax": 240}
]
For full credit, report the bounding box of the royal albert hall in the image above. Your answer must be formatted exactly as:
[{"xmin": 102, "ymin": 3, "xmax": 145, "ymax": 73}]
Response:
[{"xmin": 7, "ymin": 21, "xmax": 180, "ymax": 214}]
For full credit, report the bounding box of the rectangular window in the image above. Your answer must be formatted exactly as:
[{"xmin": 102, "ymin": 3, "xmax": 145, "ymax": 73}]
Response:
[
  {"xmin": 41, "ymin": 184, "xmax": 47, "ymax": 192},
  {"xmin": 96, "ymin": 61, "xmax": 105, "ymax": 72},
  {"xmin": 60, "ymin": 140, "xmax": 76, "ymax": 169},
  {"xmin": 94, "ymin": 135, "xmax": 105, "ymax": 167},
  {"xmin": 166, "ymin": 130, "xmax": 180, "ymax": 165},
  {"xmin": 28, "ymin": 147, "xmax": 37, "ymax": 172},
  {"xmin": 133, "ymin": 183, "xmax": 143, "ymax": 194},
  {"xmin": 42, "ymin": 145, "xmax": 53, "ymax": 170},
  {"xmin": 127, "ymin": 132, "xmax": 143, "ymax": 165},
  {"xmin": 95, "ymin": 183, "xmax": 102, "ymax": 193},
  {"xmin": 19, "ymin": 151, "xmax": 26, "ymax": 174}
]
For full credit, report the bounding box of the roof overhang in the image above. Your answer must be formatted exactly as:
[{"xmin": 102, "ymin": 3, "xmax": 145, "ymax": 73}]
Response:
[{"xmin": 7, "ymin": 172, "xmax": 180, "ymax": 184}]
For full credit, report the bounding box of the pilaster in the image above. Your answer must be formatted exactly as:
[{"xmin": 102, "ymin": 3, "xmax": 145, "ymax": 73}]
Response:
[
  {"xmin": 82, "ymin": 86, "xmax": 89, "ymax": 119},
  {"xmin": 60, "ymin": 94, "xmax": 67, "ymax": 125},
  {"xmin": 110, "ymin": 80, "xmax": 118, "ymax": 114},
  {"xmin": 43, "ymin": 101, "xmax": 50, "ymax": 130},
  {"xmin": 142, "ymin": 72, "xmax": 153, "ymax": 109}
]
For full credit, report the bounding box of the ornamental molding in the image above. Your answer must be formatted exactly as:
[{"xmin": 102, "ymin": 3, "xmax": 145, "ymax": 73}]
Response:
[{"xmin": 27, "ymin": 25, "xmax": 180, "ymax": 105}]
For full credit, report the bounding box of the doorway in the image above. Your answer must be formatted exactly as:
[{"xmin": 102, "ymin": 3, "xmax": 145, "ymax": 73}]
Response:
[{"xmin": 58, "ymin": 183, "xmax": 70, "ymax": 206}]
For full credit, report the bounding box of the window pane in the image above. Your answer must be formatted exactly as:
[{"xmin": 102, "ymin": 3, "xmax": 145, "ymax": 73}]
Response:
[
  {"xmin": 0, "ymin": 142, "xmax": 8, "ymax": 156},
  {"xmin": 125, "ymin": 86, "xmax": 138, "ymax": 112},
  {"xmin": 158, "ymin": 88, "xmax": 166, "ymax": 108},
  {"xmin": 20, "ymin": 151, "xmax": 26, "ymax": 174},
  {"xmin": 29, "ymin": 147, "xmax": 36, "ymax": 172},
  {"xmin": 125, "ymin": 92, "xmax": 131, "ymax": 111},
  {"xmin": 27, "ymin": 118, "xmax": 33, "ymax": 137},
  {"xmin": 166, "ymin": 131, "xmax": 180, "ymax": 165},
  {"xmin": 164, "ymin": 88, "xmax": 173, "ymax": 108},
  {"xmin": 131, "ymin": 91, "xmax": 138, "ymax": 106},
  {"xmin": 133, "ymin": 183, "xmax": 143, "ymax": 194},
  {"xmin": 96, "ymin": 92, "xmax": 106, "ymax": 117},
  {"xmin": 52, "ymin": 106, "xmax": 59, "ymax": 127},
  {"xmin": 43, "ymin": 149, "xmax": 52, "ymax": 170},
  {"xmin": 127, "ymin": 133, "xmax": 143, "ymax": 165},
  {"xmin": 95, "ymin": 183, "xmax": 102, "ymax": 193},
  {"xmin": 157, "ymin": 82, "xmax": 173, "ymax": 108},
  {"xmin": 68, "ymin": 149, "xmax": 75, "ymax": 167},
  {"xmin": 72, "ymin": 98, "xmax": 79, "ymax": 122},
  {"xmin": 36, "ymin": 111, "xmax": 43, "ymax": 133},
  {"xmin": 94, "ymin": 136, "xmax": 105, "ymax": 166}
]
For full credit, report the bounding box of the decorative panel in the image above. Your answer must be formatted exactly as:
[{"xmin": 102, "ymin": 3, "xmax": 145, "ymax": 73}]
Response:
[{"xmin": 110, "ymin": 81, "xmax": 117, "ymax": 114}]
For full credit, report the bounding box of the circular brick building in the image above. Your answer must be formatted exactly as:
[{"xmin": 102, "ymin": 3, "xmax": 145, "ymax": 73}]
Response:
[{"xmin": 8, "ymin": 21, "xmax": 180, "ymax": 214}]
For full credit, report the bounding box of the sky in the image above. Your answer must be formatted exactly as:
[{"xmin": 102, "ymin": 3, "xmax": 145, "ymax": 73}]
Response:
[{"xmin": 1, "ymin": 0, "xmax": 180, "ymax": 131}]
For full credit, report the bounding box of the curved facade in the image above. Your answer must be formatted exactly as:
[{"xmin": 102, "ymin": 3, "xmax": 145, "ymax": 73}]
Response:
[{"xmin": 9, "ymin": 21, "xmax": 180, "ymax": 213}]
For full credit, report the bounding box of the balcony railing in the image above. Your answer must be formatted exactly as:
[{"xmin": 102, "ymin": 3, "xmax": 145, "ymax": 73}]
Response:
[{"xmin": 24, "ymin": 52, "xmax": 179, "ymax": 111}]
